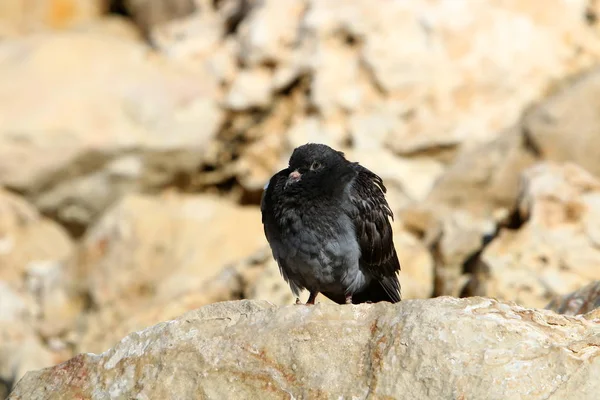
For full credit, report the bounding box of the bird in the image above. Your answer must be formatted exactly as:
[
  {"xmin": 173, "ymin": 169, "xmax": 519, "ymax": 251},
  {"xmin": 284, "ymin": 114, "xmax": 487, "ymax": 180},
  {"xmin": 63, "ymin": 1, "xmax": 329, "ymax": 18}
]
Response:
[{"xmin": 260, "ymin": 143, "xmax": 401, "ymax": 305}]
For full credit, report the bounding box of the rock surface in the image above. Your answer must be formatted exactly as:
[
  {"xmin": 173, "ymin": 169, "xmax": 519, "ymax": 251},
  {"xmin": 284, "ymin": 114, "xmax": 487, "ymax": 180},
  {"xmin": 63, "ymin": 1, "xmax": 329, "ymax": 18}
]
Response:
[
  {"xmin": 0, "ymin": 189, "xmax": 79, "ymax": 396},
  {"xmin": 478, "ymin": 163, "xmax": 600, "ymax": 308},
  {"xmin": 0, "ymin": 31, "xmax": 222, "ymax": 234},
  {"xmin": 8, "ymin": 297, "xmax": 600, "ymax": 400}
]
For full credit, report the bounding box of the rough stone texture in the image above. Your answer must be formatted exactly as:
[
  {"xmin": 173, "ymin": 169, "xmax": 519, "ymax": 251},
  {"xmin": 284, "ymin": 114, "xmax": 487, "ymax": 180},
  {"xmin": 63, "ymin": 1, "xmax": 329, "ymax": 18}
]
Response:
[
  {"xmin": 547, "ymin": 281, "xmax": 600, "ymax": 316},
  {"xmin": 9, "ymin": 297, "xmax": 600, "ymax": 400},
  {"xmin": 478, "ymin": 163, "xmax": 600, "ymax": 309},
  {"xmin": 0, "ymin": 31, "xmax": 223, "ymax": 234}
]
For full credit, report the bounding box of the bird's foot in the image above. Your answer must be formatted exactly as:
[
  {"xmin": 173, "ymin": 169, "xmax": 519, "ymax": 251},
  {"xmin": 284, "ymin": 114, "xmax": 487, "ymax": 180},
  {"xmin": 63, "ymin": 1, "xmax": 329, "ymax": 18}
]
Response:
[
  {"xmin": 306, "ymin": 291, "xmax": 319, "ymax": 305},
  {"xmin": 345, "ymin": 295, "xmax": 353, "ymax": 304},
  {"xmin": 295, "ymin": 298, "xmax": 302, "ymax": 305}
]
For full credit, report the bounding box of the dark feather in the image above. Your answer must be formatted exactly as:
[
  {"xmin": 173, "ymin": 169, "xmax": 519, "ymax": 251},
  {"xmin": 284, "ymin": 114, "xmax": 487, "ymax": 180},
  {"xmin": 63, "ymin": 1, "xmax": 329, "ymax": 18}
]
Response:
[{"xmin": 346, "ymin": 164, "xmax": 401, "ymax": 302}]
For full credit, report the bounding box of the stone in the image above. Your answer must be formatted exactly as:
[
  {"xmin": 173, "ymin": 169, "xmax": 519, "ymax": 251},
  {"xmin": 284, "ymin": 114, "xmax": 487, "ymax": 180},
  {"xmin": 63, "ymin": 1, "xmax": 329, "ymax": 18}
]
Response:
[
  {"xmin": 77, "ymin": 249, "xmax": 269, "ymax": 354},
  {"xmin": 0, "ymin": 31, "xmax": 223, "ymax": 233},
  {"xmin": 303, "ymin": 0, "xmax": 600, "ymax": 154},
  {"xmin": 0, "ymin": 189, "xmax": 81, "ymax": 395},
  {"xmin": 547, "ymin": 281, "xmax": 600, "ymax": 316},
  {"xmin": 400, "ymin": 128, "xmax": 538, "ymax": 297},
  {"xmin": 225, "ymin": 68, "xmax": 273, "ymax": 110},
  {"xmin": 8, "ymin": 297, "xmax": 600, "ymax": 399},
  {"xmin": 124, "ymin": 0, "xmax": 196, "ymax": 34},
  {"xmin": 479, "ymin": 163, "xmax": 600, "ymax": 308},
  {"xmin": 0, "ymin": 0, "xmax": 106, "ymax": 33},
  {"xmin": 79, "ymin": 192, "xmax": 264, "ymax": 309},
  {"xmin": 523, "ymin": 67, "xmax": 600, "ymax": 178},
  {"xmin": 75, "ymin": 192, "xmax": 266, "ymax": 353}
]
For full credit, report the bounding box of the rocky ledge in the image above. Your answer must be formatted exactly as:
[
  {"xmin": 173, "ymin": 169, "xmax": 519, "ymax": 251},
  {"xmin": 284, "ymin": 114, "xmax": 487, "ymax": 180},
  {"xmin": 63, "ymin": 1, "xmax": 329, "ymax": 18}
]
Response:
[{"xmin": 8, "ymin": 297, "xmax": 600, "ymax": 400}]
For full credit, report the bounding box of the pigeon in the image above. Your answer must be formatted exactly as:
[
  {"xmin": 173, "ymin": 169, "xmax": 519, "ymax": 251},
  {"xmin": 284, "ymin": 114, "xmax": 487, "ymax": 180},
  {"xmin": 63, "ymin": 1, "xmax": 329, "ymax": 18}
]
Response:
[{"xmin": 260, "ymin": 143, "xmax": 401, "ymax": 305}]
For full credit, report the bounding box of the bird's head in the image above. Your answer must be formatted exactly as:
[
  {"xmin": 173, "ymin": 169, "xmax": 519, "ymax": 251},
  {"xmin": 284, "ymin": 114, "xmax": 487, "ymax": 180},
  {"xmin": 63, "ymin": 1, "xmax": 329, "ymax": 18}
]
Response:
[{"xmin": 284, "ymin": 143, "xmax": 352, "ymax": 192}]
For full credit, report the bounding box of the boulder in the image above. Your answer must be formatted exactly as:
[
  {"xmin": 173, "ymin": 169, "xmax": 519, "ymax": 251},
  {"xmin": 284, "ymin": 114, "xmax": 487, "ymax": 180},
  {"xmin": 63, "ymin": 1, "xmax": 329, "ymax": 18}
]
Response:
[
  {"xmin": 0, "ymin": 31, "xmax": 222, "ymax": 234},
  {"xmin": 75, "ymin": 192, "xmax": 266, "ymax": 352},
  {"xmin": 8, "ymin": 297, "xmax": 600, "ymax": 399}
]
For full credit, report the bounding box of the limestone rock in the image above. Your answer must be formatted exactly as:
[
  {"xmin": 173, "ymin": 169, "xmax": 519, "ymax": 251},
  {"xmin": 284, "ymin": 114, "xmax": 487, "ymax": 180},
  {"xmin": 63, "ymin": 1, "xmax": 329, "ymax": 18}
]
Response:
[
  {"xmin": 0, "ymin": 0, "xmax": 106, "ymax": 33},
  {"xmin": 480, "ymin": 163, "xmax": 600, "ymax": 308},
  {"xmin": 80, "ymin": 192, "xmax": 264, "ymax": 309},
  {"xmin": 524, "ymin": 67, "xmax": 600, "ymax": 178},
  {"xmin": 0, "ymin": 31, "xmax": 223, "ymax": 233},
  {"xmin": 401, "ymin": 128, "xmax": 538, "ymax": 296},
  {"xmin": 9, "ymin": 297, "xmax": 600, "ymax": 399},
  {"xmin": 75, "ymin": 192, "xmax": 265, "ymax": 352},
  {"xmin": 0, "ymin": 189, "xmax": 79, "ymax": 397},
  {"xmin": 547, "ymin": 281, "xmax": 600, "ymax": 316}
]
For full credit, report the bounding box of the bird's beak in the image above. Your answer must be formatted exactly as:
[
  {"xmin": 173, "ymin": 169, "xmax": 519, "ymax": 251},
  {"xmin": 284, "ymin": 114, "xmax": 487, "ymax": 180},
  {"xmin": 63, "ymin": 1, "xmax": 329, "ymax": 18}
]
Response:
[{"xmin": 285, "ymin": 170, "xmax": 302, "ymax": 188}]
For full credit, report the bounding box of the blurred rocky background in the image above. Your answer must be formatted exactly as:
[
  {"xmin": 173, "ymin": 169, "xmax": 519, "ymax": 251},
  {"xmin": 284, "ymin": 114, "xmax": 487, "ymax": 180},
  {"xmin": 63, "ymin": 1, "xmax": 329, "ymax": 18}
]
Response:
[{"xmin": 2, "ymin": 0, "xmax": 600, "ymax": 397}]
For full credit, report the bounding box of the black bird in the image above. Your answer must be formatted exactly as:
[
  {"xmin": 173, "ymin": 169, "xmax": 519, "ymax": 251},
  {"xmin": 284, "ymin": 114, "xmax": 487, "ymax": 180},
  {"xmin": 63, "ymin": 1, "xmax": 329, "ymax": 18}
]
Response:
[{"xmin": 260, "ymin": 143, "xmax": 401, "ymax": 305}]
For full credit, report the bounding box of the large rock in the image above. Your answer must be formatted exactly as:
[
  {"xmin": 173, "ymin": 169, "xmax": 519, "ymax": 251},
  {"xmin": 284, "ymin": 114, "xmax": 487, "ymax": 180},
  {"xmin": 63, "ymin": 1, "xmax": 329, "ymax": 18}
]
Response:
[
  {"xmin": 0, "ymin": 31, "xmax": 223, "ymax": 234},
  {"xmin": 524, "ymin": 67, "xmax": 600, "ymax": 178},
  {"xmin": 8, "ymin": 297, "xmax": 600, "ymax": 399},
  {"xmin": 478, "ymin": 163, "xmax": 600, "ymax": 308},
  {"xmin": 75, "ymin": 192, "xmax": 266, "ymax": 353}
]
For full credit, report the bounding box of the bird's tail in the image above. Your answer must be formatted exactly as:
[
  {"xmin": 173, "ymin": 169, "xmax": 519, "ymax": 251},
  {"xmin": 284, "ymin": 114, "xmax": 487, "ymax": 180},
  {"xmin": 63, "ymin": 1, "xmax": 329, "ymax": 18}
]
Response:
[{"xmin": 352, "ymin": 277, "xmax": 401, "ymax": 304}]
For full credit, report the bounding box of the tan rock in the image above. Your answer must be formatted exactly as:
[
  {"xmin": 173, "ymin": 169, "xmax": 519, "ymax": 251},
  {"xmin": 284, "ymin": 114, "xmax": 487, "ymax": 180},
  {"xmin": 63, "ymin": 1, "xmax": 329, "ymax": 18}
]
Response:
[
  {"xmin": 480, "ymin": 163, "xmax": 600, "ymax": 308},
  {"xmin": 0, "ymin": 31, "xmax": 223, "ymax": 232},
  {"xmin": 225, "ymin": 68, "xmax": 273, "ymax": 110},
  {"xmin": 79, "ymin": 192, "xmax": 265, "ymax": 309},
  {"xmin": 0, "ymin": 0, "xmax": 106, "ymax": 33},
  {"xmin": 77, "ymin": 250, "xmax": 269, "ymax": 354},
  {"xmin": 0, "ymin": 189, "xmax": 81, "ymax": 396},
  {"xmin": 523, "ymin": 67, "xmax": 600, "ymax": 178},
  {"xmin": 9, "ymin": 297, "xmax": 600, "ymax": 400}
]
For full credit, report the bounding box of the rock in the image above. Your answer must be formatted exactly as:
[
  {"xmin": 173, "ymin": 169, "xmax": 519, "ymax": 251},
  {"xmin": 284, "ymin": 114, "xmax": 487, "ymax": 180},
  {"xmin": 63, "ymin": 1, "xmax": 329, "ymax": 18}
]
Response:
[
  {"xmin": 80, "ymin": 192, "xmax": 264, "ymax": 309},
  {"xmin": 9, "ymin": 297, "xmax": 600, "ymax": 399},
  {"xmin": 304, "ymin": 0, "xmax": 600, "ymax": 154},
  {"xmin": 0, "ymin": 31, "xmax": 223, "ymax": 233},
  {"xmin": 523, "ymin": 67, "xmax": 600, "ymax": 178},
  {"xmin": 75, "ymin": 192, "xmax": 265, "ymax": 352},
  {"xmin": 0, "ymin": 189, "xmax": 81, "ymax": 396},
  {"xmin": 479, "ymin": 163, "xmax": 600, "ymax": 308},
  {"xmin": 77, "ymin": 249, "xmax": 269, "ymax": 354},
  {"xmin": 0, "ymin": 188, "xmax": 81, "ymax": 337},
  {"xmin": 547, "ymin": 281, "xmax": 600, "ymax": 316},
  {"xmin": 124, "ymin": 0, "xmax": 196, "ymax": 34},
  {"xmin": 225, "ymin": 67, "xmax": 273, "ymax": 110},
  {"xmin": 0, "ymin": 0, "xmax": 106, "ymax": 33},
  {"xmin": 401, "ymin": 128, "xmax": 538, "ymax": 296},
  {"xmin": 0, "ymin": 283, "xmax": 56, "ymax": 399}
]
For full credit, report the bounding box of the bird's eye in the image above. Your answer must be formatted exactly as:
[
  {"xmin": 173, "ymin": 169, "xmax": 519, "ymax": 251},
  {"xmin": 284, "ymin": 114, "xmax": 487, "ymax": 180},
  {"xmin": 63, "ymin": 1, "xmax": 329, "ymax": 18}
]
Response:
[{"xmin": 310, "ymin": 161, "xmax": 322, "ymax": 171}]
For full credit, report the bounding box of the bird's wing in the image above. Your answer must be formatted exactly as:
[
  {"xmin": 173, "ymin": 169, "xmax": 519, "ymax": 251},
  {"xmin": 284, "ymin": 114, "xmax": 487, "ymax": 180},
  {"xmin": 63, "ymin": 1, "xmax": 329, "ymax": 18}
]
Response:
[
  {"xmin": 346, "ymin": 164, "xmax": 401, "ymax": 302},
  {"xmin": 261, "ymin": 170, "xmax": 303, "ymax": 296}
]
